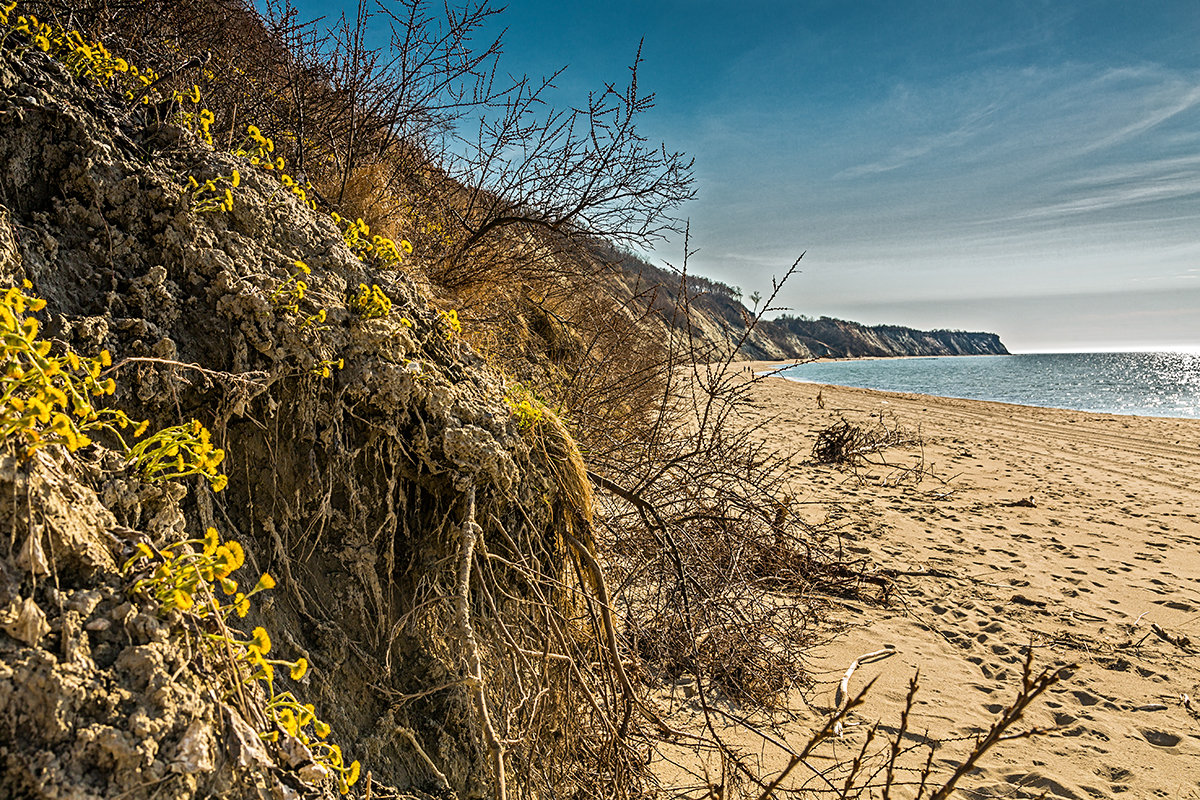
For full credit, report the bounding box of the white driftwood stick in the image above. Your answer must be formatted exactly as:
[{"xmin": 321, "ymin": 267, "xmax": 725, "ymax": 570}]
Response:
[{"xmin": 833, "ymin": 646, "xmax": 897, "ymax": 736}]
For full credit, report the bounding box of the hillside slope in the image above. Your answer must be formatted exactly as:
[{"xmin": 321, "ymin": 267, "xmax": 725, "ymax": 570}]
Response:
[{"xmin": 0, "ymin": 38, "xmax": 616, "ymax": 800}]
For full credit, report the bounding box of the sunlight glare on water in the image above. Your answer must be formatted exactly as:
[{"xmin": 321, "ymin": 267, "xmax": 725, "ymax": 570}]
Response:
[{"xmin": 777, "ymin": 352, "xmax": 1200, "ymax": 419}]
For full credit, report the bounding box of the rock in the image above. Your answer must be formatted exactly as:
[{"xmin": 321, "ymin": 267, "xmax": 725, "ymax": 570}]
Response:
[
  {"xmin": 65, "ymin": 588, "xmax": 102, "ymax": 617},
  {"xmin": 171, "ymin": 720, "xmax": 216, "ymax": 775}
]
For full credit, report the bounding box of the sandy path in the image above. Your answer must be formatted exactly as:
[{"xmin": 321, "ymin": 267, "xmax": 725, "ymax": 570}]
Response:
[{"xmin": 655, "ymin": 363, "xmax": 1200, "ymax": 798}]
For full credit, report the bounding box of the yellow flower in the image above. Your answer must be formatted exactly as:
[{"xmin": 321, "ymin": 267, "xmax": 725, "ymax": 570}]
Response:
[
  {"xmin": 254, "ymin": 572, "xmax": 276, "ymax": 592},
  {"xmin": 233, "ymin": 593, "xmax": 250, "ymax": 617},
  {"xmin": 224, "ymin": 540, "xmax": 245, "ymax": 570},
  {"xmin": 29, "ymin": 398, "xmax": 50, "ymax": 424},
  {"xmin": 213, "ymin": 545, "xmax": 238, "ymax": 578},
  {"xmin": 314, "ymin": 719, "xmax": 331, "ymax": 739},
  {"xmin": 250, "ymin": 651, "xmax": 275, "ymax": 683},
  {"xmin": 202, "ymin": 526, "xmax": 219, "ymax": 556},
  {"xmin": 277, "ymin": 707, "xmax": 299, "ymax": 737},
  {"xmin": 249, "ymin": 626, "xmax": 272, "ymax": 655},
  {"xmin": 290, "ymin": 658, "xmax": 308, "ymax": 680}
]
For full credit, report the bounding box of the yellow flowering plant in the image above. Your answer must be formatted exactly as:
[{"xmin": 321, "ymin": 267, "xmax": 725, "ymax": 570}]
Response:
[
  {"xmin": 0, "ymin": 282, "xmax": 147, "ymax": 456},
  {"xmin": 278, "ymin": 172, "xmax": 318, "ymax": 211},
  {"xmin": 0, "ymin": 5, "xmax": 156, "ymax": 103},
  {"xmin": 370, "ymin": 234, "xmax": 412, "ymax": 268},
  {"xmin": 185, "ymin": 169, "xmax": 240, "ymax": 214},
  {"xmin": 311, "ymin": 358, "xmax": 344, "ymax": 379},
  {"xmin": 171, "ymin": 84, "xmax": 216, "ymax": 146},
  {"xmin": 235, "ymin": 124, "xmax": 285, "ymax": 171},
  {"xmin": 350, "ymin": 283, "xmax": 392, "ymax": 319},
  {"xmin": 437, "ymin": 308, "xmax": 462, "ymax": 338},
  {"xmin": 123, "ymin": 526, "xmax": 359, "ymax": 793},
  {"xmin": 503, "ymin": 383, "xmax": 546, "ymax": 432},
  {"xmin": 123, "ymin": 526, "xmax": 258, "ymax": 615},
  {"xmin": 330, "ymin": 213, "xmax": 411, "ymax": 269},
  {"xmin": 125, "ymin": 418, "xmax": 228, "ymax": 491},
  {"xmin": 269, "ymin": 260, "xmax": 311, "ymax": 316}
]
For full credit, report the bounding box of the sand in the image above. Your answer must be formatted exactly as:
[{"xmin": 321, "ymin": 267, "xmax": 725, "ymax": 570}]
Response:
[{"xmin": 653, "ymin": 361, "xmax": 1200, "ymax": 798}]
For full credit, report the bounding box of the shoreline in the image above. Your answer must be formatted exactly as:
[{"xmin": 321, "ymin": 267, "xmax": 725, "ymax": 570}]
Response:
[{"xmin": 737, "ymin": 357, "xmax": 1200, "ymax": 422}]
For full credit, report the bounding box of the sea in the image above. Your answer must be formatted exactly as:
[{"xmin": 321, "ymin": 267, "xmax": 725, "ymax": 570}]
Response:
[{"xmin": 776, "ymin": 352, "xmax": 1200, "ymax": 419}]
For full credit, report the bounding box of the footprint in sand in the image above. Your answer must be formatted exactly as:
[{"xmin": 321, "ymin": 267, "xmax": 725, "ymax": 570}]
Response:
[
  {"xmin": 1001, "ymin": 771, "xmax": 1090, "ymax": 799},
  {"xmin": 1139, "ymin": 728, "xmax": 1182, "ymax": 748},
  {"xmin": 1152, "ymin": 599, "xmax": 1195, "ymax": 611}
]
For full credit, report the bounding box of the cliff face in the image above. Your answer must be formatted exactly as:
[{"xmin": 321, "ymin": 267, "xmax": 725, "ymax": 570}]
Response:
[
  {"xmin": 755, "ymin": 316, "xmax": 1010, "ymax": 359},
  {"xmin": 603, "ymin": 257, "xmax": 1009, "ymax": 360}
]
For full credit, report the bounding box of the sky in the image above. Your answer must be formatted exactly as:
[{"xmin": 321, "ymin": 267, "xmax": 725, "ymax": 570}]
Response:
[{"xmin": 292, "ymin": 1, "xmax": 1200, "ymax": 352}]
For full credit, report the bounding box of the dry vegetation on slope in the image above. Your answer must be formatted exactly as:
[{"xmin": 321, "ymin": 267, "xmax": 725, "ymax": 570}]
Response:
[{"xmin": 0, "ymin": 3, "xmax": 1054, "ymax": 798}]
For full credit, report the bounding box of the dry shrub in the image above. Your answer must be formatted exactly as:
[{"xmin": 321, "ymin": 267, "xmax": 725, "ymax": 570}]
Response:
[
  {"xmin": 811, "ymin": 416, "xmax": 918, "ymax": 466},
  {"xmin": 569, "ymin": 258, "xmax": 834, "ymax": 714}
]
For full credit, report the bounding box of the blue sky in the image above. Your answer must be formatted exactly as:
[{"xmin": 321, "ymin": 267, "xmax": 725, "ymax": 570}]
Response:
[{"xmin": 294, "ymin": 1, "xmax": 1200, "ymax": 352}]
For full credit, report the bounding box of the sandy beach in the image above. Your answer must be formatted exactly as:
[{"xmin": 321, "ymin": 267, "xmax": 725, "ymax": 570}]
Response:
[{"xmin": 656, "ymin": 361, "xmax": 1200, "ymax": 798}]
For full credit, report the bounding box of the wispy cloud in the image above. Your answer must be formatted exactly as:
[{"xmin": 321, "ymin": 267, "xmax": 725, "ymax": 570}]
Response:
[
  {"xmin": 1077, "ymin": 70, "xmax": 1200, "ymax": 153},
  {"xmin": 833, "ymin": 99, "xmax": 999, "ymax": 179},
  {"xmin": 1005, "ymin": 173, "xmax": 1200, "ymax": 221}
]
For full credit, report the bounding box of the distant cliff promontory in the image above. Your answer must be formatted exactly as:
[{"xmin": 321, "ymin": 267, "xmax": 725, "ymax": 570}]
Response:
[
  {"xmin": 605, "ymin": 253, "xmax": 1010, "ymax": 360},
  {"xmin": 753, "ymin": 314, "xmax": 1010, "ymax": 359}
]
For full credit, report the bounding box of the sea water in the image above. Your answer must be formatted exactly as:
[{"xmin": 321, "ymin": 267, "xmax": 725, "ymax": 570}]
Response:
[{"xmin": 776, "ymin": 352, "xmax": 1200, "ymax": 419}]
